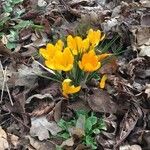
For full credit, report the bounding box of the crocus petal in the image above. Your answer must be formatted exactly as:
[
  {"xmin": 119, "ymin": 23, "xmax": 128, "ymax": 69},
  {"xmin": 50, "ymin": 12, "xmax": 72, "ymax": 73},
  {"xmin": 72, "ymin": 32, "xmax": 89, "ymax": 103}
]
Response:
[
  {"xmin": 98, "ymin": 53, "xmax": 112, "ymax": 61},
  {"xmin": 67, "ymin": 35, "xmax": 78, "ymax": 55},
  {"xmin": 99, "ymin": 74, "xmax": 107, "ymax": 89},
  {"xmin": 82, "ymin": 38, "xmax": 89, "ymax": 52},
  {"xmin": 55, "ymin": 39, "xmax": 64, "ymax": 51}
]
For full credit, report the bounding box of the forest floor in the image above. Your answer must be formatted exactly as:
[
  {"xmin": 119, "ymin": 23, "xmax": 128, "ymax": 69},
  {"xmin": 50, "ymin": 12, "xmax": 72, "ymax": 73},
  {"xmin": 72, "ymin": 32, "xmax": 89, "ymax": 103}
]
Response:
[{"xmin": 0, "ymin": 0, "xmax": 150, "ymax": 150}]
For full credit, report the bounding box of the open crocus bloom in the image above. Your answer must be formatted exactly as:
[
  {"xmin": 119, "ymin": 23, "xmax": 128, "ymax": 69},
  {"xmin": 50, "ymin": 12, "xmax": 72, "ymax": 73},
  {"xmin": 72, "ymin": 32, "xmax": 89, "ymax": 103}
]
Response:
[
  {"xmin": 45, "ymin": 47, "xmax": 74, "ymax": 71},
  {"xmin": 39, "ymin": 39, "xmax": 64, "ymax": 60},
  {"xmin": 78, "ymin": 50, "xmax": 101, "ymax": 72},
  {"xmin": 67, "ymin": 35, "xmax": 89, "ymax": 55},
  {"xmin": 87, "ymin": 29, "xmax": 105, "ymax": 47},
  {"xmin": 62, "ymin": 79, "xmax": 81, "ymax": 98}
]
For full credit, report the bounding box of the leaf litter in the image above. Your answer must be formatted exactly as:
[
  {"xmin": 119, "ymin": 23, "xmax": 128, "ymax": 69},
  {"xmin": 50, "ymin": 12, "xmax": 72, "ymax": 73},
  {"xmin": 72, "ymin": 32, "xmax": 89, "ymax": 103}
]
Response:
[{"xmin": 0, "ymin": 0, "xmax": 150, "ymax": 149}]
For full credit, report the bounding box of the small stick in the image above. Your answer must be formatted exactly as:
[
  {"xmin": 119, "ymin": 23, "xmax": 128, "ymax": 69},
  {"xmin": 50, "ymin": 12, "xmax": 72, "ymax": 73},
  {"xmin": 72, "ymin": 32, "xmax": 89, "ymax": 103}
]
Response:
[{"xmin": 0, "ymin": 61, "xmax": 13, "ymax": 105}]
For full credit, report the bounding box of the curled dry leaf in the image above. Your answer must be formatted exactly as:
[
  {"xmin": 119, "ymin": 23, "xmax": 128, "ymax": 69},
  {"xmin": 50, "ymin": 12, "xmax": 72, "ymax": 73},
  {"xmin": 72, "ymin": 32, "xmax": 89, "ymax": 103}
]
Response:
[
  {"xmin": 26, "ymin": 93, "xmax": 53, "ymax": 104},
  {"xmin": 87, "ymin": 88, "xmax": 117, "ymax": 113},
  {"xmin": 115, "ymin": 103, "xmax": 143, "ymax": 148},
  {"xmin": 97, "ymin": 114, "xmax": 117, "ymax": 149}
]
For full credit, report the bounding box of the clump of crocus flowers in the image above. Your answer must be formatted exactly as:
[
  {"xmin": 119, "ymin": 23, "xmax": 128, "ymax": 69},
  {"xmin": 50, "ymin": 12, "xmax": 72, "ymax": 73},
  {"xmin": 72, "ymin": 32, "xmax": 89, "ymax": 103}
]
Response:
[{"xmin": 39, "ymin": 29, "xmax": 111, "ymax": 98}]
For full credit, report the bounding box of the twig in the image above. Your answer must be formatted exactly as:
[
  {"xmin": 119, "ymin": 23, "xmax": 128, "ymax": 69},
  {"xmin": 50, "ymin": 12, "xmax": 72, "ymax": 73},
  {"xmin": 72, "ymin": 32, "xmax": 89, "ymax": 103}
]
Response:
[
  {"xmin": 0, "ymin": 65, "xmax": 7, "ymax": 102},
  {"xmin": 0, "ymin": 61, "xmax": 13, "ymax": 105},
  {"xmin": 11, "ymin": 113, "xmax": 30, "ymax": 129}
]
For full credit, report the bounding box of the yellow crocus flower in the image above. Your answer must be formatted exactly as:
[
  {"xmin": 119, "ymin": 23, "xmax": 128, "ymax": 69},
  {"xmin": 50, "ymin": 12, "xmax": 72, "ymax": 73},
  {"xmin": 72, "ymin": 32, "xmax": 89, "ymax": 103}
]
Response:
[
  {"xmin": 99, "ymin": 74, "xmax": 107, "ymax": 89},
  {"xmin": 87, "ymin": 29, "xmax": 105, "ymax": 47},
  {"xmin": 67, "ymin": 35, "xmax": 89, "ymax": 55},
  {"xmin": 78, "ymin": 50, "xmax": 101, "ymax": 72},
  {"xmin": 45, "ymin": 47, "xmax": 74, "ymax": 71},
  {"xmin": 39, "ymin": 40, "xmax": 64, "ymax": 60},
  {"xmin": 62, "ymin": 79, "xmax": 81, "ymax": 98},
  {"xmin": 39, "ymin": 43, "xmax": 56, "ymax": 60}
]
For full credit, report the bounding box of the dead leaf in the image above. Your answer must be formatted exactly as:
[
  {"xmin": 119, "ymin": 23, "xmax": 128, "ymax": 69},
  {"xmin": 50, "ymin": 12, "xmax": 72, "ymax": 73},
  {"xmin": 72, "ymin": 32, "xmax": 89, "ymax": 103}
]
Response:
[
  {"xmin": 139, "ymin": 45, "xmax": 150, "ymax": 57},
  {"xmin": 30, "ymin": 116, "xmax": 62, "ymax": 140},
  {"xmin": 145, "ymin": 84, "xmax": 150, "ymax": 98},
  {"xmin": 119, "ymin": 144, "xmax": 142, "ymax": 150},
  {"xmin": 102, "ymin": 18, "xmax": 119, "ymax": 32},
  {"xmin": 68, "ymin": 99, "xmax": 91, "ymax": 111},
  {"xmin": 141, "ymin": 0, "xmax": 150, "ymax": 8},
  {"xmin": 38, "ymin": 0, "xmax": 47, "ymax": 7},
  {"xmin": 87, "ymin": 88, "xmax": 117, "ymax": 113},
  {"xmin": 53, "ymin": 100, "xmax": 62, "ymax": 122},
  {"xmin": 0, "ymin": 126, "xmax": 9, "ymax": 150},
  {"xmin": 136, "ymin": 27, "xmax": 150, "ymax": 46},
  {"xmin": 69, "ymin": 127, "xmax": 85, "ymax": 138},
  {"xmin": 15, "ymin": 62, "xmax": 42, "ymax": 88},
  {"xmin": 115, "ymin": 104, "xmax": 143, "ymax": 148},
  {"xmin": 0, "ymin": 40, "xmax": 11, "ymax": 56},
  {"xmin": 27, "ymin": 135, "xmax": 56, "ymax": 150},
  {"xmin": 8, "ymin": 133, "xmax": 19, "ymax": 148},
  {"xmin": 30, "ymin": 101, "xmax": 55, "ymax": 117},
  {"xmin": 26, "ymin": 93, "xmax": 53, "ymax": 104},
  {"xmin": 61, "ymin": 137, "xmax": 74, "ymax": 147},
  {"xmin": 141, "ymin": 14, "xmax": 150, "ymax": 27},
  {"xmin": 97, "ymin": 114, "xmax": 117, "ymax": 149}
]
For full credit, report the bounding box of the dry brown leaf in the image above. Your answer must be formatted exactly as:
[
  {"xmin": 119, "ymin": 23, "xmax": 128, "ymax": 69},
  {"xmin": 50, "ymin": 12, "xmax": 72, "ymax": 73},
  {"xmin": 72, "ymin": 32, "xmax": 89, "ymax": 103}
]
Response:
[
  {"xmin": 141, "ymin": 14, "xmax": 150, "ymax": 27},
  {"xmin": 141, "ymin": 0, "xmax": 150, "ymax": 8},
  {"xmin": 53, "ymin": 100, "xmax": 62, "ymax": 122},
  {"xmin": 30, "ymin": 116, "xmax": 62, "ymax": 140},
  {"xmin": 87, "ymin": 88, "xmax": 117, "ymax": 113},
  {"xmin": 68, "ymin": 99, "xmax": 91, "ymax": 111},
  {"xmin": 27, "ymin": 135, "xmax": 56, "ymax": 150},
  {"xmin": 115, "ymin": 104, "xmax": 143, "ymax": 148},
  {"xmin": 119, "ymin": 144, "xmax": 142, "ymax": 150},
  {"xmin": 30, "ymin": 101, "xmax": 55, "ymax": 117},
  {"xmin": 0, "ymin": 126, "xmax": 9, "ymax": 150},
  {"xmin": 139, "ymin": 45, "xmax": 150, "ymax": 57},
  {"xmin": 145, "ymin": 84, "xmax": 150, "ymax": 98},
  {"xmin": 8, "ymin": 133, "xmax": 19, "ymax": 148},
  {"xmin": 26, "ymin": 93, "xmax": 53, "ymax": 104},
  {"xmin": 61, "ymin": 137, "xmax": 74, "ymax": 147}
]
